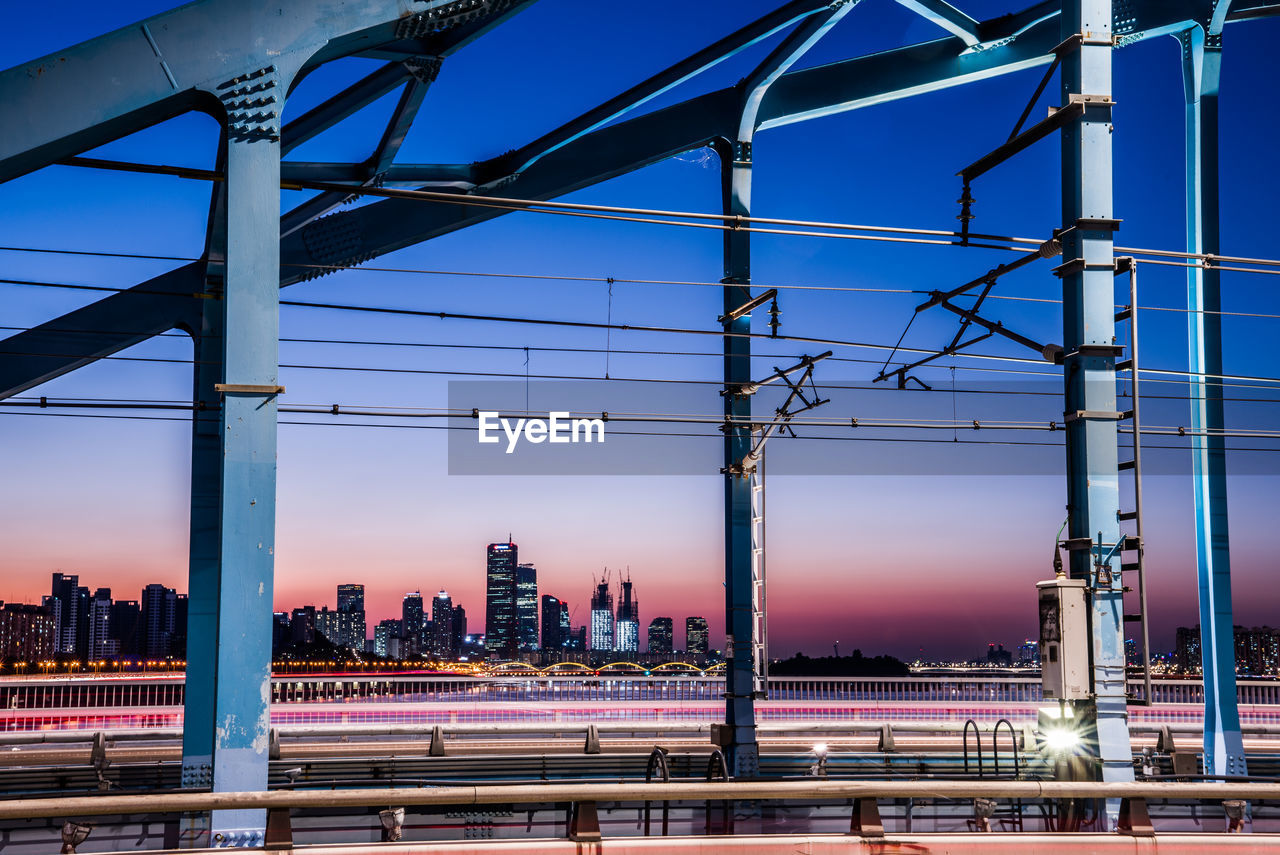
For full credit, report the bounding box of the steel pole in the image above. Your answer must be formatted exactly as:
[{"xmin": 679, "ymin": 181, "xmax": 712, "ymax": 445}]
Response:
[
  {"xmin": 1059, "ymin": 0, "xmax": 1134, "ymax": 792},
  {"xmin": 719, "ymin": 137, "xmax": 759, "ymax": 778}
]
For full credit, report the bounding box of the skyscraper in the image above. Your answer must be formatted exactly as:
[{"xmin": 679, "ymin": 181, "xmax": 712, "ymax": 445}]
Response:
[
  {"xmin": 517, "ymin": 563, "xmax": 539, "ymax": 652},
  {"xmin": 590, "ymin": 575, "xmax": 614, "ymax": 652},
  {"xmin": 451, "ymin": 605, "xmax": 467, "ymax": 656},
  {"xmin": 541, "ymin": 595, "xmax": 564, "ymax": 651},
  {"xmin": 485, "ymin": 541, "xmax": 518, "ymax": 659},
  {"xmin": 402, "ymin": 592, "xmax": 424, "ymax": 657},
  {"xmin": 337, "ymin": 584, "xmax": 364, "ymax": 614},
  {"xmin": 290, "ymin": 606, "xmax": 316, "ymax": 645},
  {"xmin": 141, "ymin": 584, "xmax": 178, "ymax": 658},
  {"xmin": 648, "ymin": 617, "xmax": 673, "ymax": 655},
  {"xmin": 686, "ymin": 616, "xmax": 709, "ymax": 656},
  {"xmin": 87, "ymin": 588, "xmax": 116, "ymax": 660},
  {"xmin": 615, "ymin": 575, "xmax": 639, "ymax": 654},
  {"xmin": 48, "ymin": 573, "xmax": 80, "ymax": 656},
  {"xmin": 431, "ymin": 591, "xmax": 454, "ymax": 658},
  {"xmin": 334, "ymin": 584, "xmax": 366, "ymax": 651}
]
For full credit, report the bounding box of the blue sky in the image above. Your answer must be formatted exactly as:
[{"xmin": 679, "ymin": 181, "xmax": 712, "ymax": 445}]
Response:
[{"xmin": 1, "ymin": 1, "xmax": 1277, "ymax": 659}]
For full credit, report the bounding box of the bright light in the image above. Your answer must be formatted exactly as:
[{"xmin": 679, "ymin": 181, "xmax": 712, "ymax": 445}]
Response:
[
  {"xmin": 813, "ymin": 743, "xmax": 828, "ymax": 757},
  {"xmin": 1043, "ymin": 727, "xmax": 1081, "ymax": 753}
]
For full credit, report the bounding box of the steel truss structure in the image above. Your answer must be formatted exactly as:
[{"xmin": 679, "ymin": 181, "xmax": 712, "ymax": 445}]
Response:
[{"xmin": 1, "ymin": 0, "xmax": 1275, "ymax": 840}]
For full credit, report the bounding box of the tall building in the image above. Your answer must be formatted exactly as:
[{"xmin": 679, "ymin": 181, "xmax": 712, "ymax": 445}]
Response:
[
  {"xmin": 559, "ymin": 601, "xmax": 571, "ymax": 647},
  {"xmin": 648, "ymin": 617, "xmax": 673, "ymax": 655},
  {"xmin": 541, "ymin": 595, "xmax": 564, "ymax": 651},
  {"xmin": 1017, "ymin": 639, "xmax": 1040, "ymax": 665},
  {"xmin": 87, "ymin": 588, "xmax": 116, "ymax": 660},
  {"xmin": 516, "ymin": 563, "xmax": 539, "ymax": 652},
  {"xmin": 337, "ymin": 584, "xmax": 364, "ymax": 613},
  {"xmin": 0, "ymin": 603, "xmax": 57, "ymax": 660},
  {"xmin": 431, "ymin": 591, "xmax": 455, "ymax": 658},
  {"xmin": 141, "ymin": 584, "xmax": 179, "ymax": 658},
  {"xmin": 336, "ymin": 584, "xmax": 367, "ymax": 650},
  {"xmin": 401, "ymin": 592, "xmax": 424, "ymax": 656},
  {"xmin": 451, "ymin": 605, "xmax": 467, "ymax": 656},
  {"xmin": 48, "ymin": 573, "xmax": 80, "ymax": 656},
  {"xmin": 485, "ymin": 541, "xmax": 518, "ymax": 659},
  {"xmin": 590, "ymin": 575, "xmax": 614, "ymax": 652},
  {"xmin": 615, "ymin": 575, "xmax": 639, "ymax": 654},
  {"xmin": 374, "ymin": 619, "xmax": 401, "ymax": 658},
  {"xmin": 290, "ymin": 605, "xmax": 316, "ymax": 645},
  {"xmin": 109, "ymin": 599, "xmax": 141, "ymax": 656},
  {"xmin": 686, "ymin": 616, "xmax": 709, "ymax": 656},
  {"xmin": 172, "ymin": 594, "xmax": 188, "ymax": 658},
  {"xmin": 272, "ymin": 612, "xmax": 291, "ymax": 655}
]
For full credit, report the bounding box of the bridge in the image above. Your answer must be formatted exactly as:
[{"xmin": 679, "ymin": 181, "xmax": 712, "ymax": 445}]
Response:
[{"xmin": 3, "ymin": 0, "xmax": 1280, "ymax": 850}]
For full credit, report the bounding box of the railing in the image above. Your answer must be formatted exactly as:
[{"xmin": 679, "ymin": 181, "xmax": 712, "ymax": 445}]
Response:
[
  {"xmin": 3, "ymin": 673, "xmax": 1276, "ymax": 711},
  {"xmin": 0, "ymin": 718, "xmax": 1274, "ymax": 754},
  {"xmin": 2, "ymin": 780, "xmax": 1275, "ymax": 842}
]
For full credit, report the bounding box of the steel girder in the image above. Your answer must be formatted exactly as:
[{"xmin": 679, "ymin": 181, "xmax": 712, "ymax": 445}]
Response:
[
  {"xmin": 0, "ymin": 0, "xmax": 531, "ymax": 183},
  {"xmin": 1180, "ymin": 20, "xmax": 1246, "ymax": 778},
  {"xmin": 894, "ymin": 0, "xmax": 982, "ymax": 46}
]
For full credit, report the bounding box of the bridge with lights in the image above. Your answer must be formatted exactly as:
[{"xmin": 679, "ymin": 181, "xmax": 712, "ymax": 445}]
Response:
[{"xmin": 3, "ymin": 0, "xmax": 1280, "ymax": 849}]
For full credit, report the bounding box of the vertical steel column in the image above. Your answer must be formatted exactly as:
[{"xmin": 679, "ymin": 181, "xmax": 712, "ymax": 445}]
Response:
[
  {"xmin": 180, "ymin": 155, "xmax": 228, "ymax": 845},
  {"xmin": 718, "ymin": 137, "xmax": 759, "ymax": 779},
  {"xmin": 1059, "ymin": 0, "xmax": 1133, "ymax": 786},
  {"xmin": 712, "ymin": 0, "xmax": 855, "ymax": 782},
  {"xmin": 200, "ymin": 120, "xmax": 282, "ymax": 842},
  {"xmin": 1180, "ymin": 24, "xmax": 1245, "ymax": 778}
]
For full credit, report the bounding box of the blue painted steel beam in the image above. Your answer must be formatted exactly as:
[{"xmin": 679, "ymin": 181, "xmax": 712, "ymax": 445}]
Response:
[
  {"xmin": 0, "ymin": 264, "xmax": 204, "ymax": 398},
  {"xmin": 204, "ymin": 129, "xmax": 282, "ymax": 841},
  {"xmin": 280, "ymin": 89, "xmax": 739, "ymax": 282},
  {"xmin": 739, "ymin": 1, "xmax": 860, "ymax": 140},
  {"xmin": 179, "ymin": 148, "xmax": 227, "ymax": 841},
  {"xmin": 0, "ymin": 0, "xmax": 506, "ymax": 183},
  {"xmin": 280, "ymin": 62, "xmax": 411, "ymax": 157},
  {"xmin": 894, "ymin": 0, "xmax": 982, "ymax": 45},
  {"xmin": 280, "ymin": 162, "xmax": 478, "ymax": 184},
  {"xmin": 1180, "ymin": 22, "xmax": 1247, "ymax": 779},
  {"xmin": 501, "ymin": 0, "xmax": 837, "ymax": 174},
  {"xmin": 280, "ymin": 59, "xmax": 441, "ymax": 238},
  {"xmin": 758, "ymin": 0, "xmax": 1228, "ymax": 131},
  {"xmin": 1058, "ymin": 0, "xmax": 1133, "ymax": 795}
]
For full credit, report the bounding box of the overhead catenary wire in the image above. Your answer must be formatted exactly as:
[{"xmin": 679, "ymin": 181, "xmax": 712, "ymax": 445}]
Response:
[
  {"xmin": 5, "ymin": 396, "xmax": 1280, "ymax": 441},
  {"xmin": 44, "ymin": 158, "xmax": 1280, "ymax": 274}
]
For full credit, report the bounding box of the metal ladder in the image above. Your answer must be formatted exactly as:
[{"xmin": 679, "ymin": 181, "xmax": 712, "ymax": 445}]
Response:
[
  {"xmin": 749, "ymin": 428, "xmax": 768, "ymax": 698},
  {"xmin": 1114, "ymin": 257, "xmax": 1153, "ymax": 705}
]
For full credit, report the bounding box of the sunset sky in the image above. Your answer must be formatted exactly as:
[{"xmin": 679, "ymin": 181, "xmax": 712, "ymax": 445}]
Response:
[{"xmin": 1, "ymin": 2, "xmax": 1278, "ymax": 660}]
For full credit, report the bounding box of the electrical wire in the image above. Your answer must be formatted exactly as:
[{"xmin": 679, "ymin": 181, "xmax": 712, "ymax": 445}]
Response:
[{"xmin": 5, "ymin": 396, "xmax": 1280, "ymax": 441}]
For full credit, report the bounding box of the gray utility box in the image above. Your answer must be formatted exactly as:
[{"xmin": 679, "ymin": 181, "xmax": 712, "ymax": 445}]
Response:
[{"xmin": 1038, "ymin": 577, "xmax": 1090, "ymax": 701}]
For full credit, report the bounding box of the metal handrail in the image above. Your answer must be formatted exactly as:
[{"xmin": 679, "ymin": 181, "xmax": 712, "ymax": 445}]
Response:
[
  {"xmin": 3, "ymin": 718, "xmax": 1278, "ymax": 747},
  {"xmin": 5, "ymin": 780, "xmax": 1280, "ymax": 821}
]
